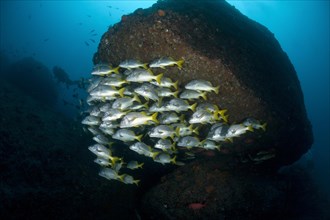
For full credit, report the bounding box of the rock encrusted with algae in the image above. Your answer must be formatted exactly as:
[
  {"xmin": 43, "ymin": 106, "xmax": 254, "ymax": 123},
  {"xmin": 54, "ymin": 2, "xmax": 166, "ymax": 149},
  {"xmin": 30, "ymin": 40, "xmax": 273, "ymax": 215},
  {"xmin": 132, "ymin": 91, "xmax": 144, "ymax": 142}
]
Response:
[{"xmin": 94, "ymin": 0, "xmax": 313, "ymax": 170}]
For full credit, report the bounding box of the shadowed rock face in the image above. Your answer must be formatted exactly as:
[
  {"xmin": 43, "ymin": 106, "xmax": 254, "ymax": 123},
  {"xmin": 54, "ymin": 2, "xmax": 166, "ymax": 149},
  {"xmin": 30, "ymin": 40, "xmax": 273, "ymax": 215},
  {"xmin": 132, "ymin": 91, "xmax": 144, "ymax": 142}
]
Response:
[{"xmin": 94, "ymin": 0, "xmax": 312, "ymax": 169}]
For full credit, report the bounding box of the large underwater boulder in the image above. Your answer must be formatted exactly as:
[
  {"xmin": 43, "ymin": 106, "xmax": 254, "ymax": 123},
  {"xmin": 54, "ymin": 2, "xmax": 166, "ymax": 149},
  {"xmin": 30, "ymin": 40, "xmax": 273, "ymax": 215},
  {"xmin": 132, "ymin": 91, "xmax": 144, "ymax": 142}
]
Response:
[{"xmin": 94, "ymin": 0, "xmax": 312, "ymax": 170}]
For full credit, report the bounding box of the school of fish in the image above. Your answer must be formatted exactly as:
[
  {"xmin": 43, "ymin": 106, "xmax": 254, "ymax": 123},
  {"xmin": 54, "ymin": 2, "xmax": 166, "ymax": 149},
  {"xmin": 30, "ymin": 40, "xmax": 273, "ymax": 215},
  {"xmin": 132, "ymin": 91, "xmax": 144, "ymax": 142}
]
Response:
[{"xmin": 81, "ymin": 57, "xmax": 267, "ymax": 185}]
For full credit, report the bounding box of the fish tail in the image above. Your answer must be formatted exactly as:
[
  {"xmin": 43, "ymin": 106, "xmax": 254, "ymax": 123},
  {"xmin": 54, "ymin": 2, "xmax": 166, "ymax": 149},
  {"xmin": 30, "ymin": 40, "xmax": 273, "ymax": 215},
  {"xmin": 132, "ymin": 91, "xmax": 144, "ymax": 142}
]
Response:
[
  {"xmin": 133, "ymin": 94, "xmax": 141, "ymax": 103},
  {"xmin": 138, "ymin": 162, "xmax": 144, "ymax": 169},
  {"xmin": 113, "ymin": 66, "xmax": 120, "ymax": 74},
  {"xmin": 142, "ymin": 63, "xmax": 149, "ymax": 69},
  {"xmin": 179, "ymin": 114, "xmax": 185, "ymax": 123},
  {"xmin": 173, "ymin": 80, "xmax": 179, "ymax": 90},
  {"xmin": 226, "ymin": 137, "xmax": 234, "ymax": 143},
  {"xmin": 171, "ymin": 155, "xmax": 177, "ymax": 164},
  {"xmin": 117, "ymin": 174, "xmax": 125, "ymax": 182},
  {"xmin": 151, "ymin": 152, "xmax": 160, "ymax": 160},
  {"xmin": 147, "ymin": 68, "xmax": 154, "ymax": 74},
  {"xmin": 190, "ymin": 103, "xmax": 197, "ymax": 112},
  {"xmin": 222, "ymin": 114, "xmax": 229, "ymax": 123},
  {"xmin": 247, "ymin": 125, "xmax": 254, "ymax": 132},
  {"xmin": 261, "ymin": 123, "xmax": 267, "ymax": 131},
  {"xmin": 151, "ymin": 112, "xmax": 159, "ymax": 124},
  {"xmin": 176, "ymin": 59, "xmax": 184, "ymax": 70},
  {"xmin": 173, "ymin": 90, "xmax": 179, "ymax": 98},
  {"xmin": 214, "ymin": 85, "xmax": 220, "ymax": 94},
  {"xmin": 192, "ymin": 125, "xmax": 200, "ymax": 135},
  {"xmin": 175, "ymin": 126, "xmax": 181, "ymax": 137},
  {"xmin": 213, "ymin": 111, "xmax": 219, "ymax": 121},
  {"xmin": 155, "ymin": 73, "xmax": 163, "ymax": 84},
  {"xmin": 218, "ymin": 109, "xmax": 227, "ymax": 117},
  {"xmin": 201, "ymin": 92, "xmax": 207, "ymax": 100},
  {"xmin": 118, "ymin": 87, "xmax": 125, "ymax": 97},
  {"xmin": 133, "ymin": 179, "xmax": 140, "ymax": 186},
  {"xmin": 216, "ymin": 145, "xmax": 221, "ymax": 151},
  {"xmin": 136, "ymin": 134, "xmax": 143, "ymax": 142}
]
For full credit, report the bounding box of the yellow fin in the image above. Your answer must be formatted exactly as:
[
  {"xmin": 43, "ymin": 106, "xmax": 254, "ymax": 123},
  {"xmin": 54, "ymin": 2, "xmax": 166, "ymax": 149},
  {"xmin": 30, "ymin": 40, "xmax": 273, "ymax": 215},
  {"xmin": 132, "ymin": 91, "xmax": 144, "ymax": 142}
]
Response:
[
  {"xmin": 112, "ymin": 66, "xmax": 120, "ymax": 74},
  {"xmin": 137, "ymin": 162, "xmax": 144, "ymax": 169},
  {"xmin": 142, "ymin": 63, "xmax": 148, "ymax": 69},
  {"xmin": 213, "ymin": 85, "xmax": 220, "ymax": 94},
  {"xmin": 155, "ymin": 73, "xmax": 163, "ymax": 84},
  {"xmin": 136, "ymin": 134, "xmax": 143, "ymax": 142},
  {"xmin": 222, "ymin": 114, "xmax": 229, "ymax": 123},
  {"xmin": 133, "ymin": 179, "xmax": 140, "ymax": 186},
  {"xmin": 192, "ymin": 126, "xmax": 200, "ymax": 135},
  {"xmin": 118, "ymin": 87, "xmax": 125, "ymax": 98},
  {"xmin": 173, "ymin": 80, "xmax": 179, "ymax": 90},
  {"xmin": 176, "ymin": 59, "xmax": 184, "ymax": 70},
  {"xmin": 133, "ymin": 94, "xmax": 141, "ymax": 103},
  {"xmin": 151, "ymin": 112, "xmax": 159, "ymax": 124},
  {"xmin": 173, "ymin": 90, "xmax": 179, "ymax": 98},
  {"xmin": 247, "ymin": 125, "xmax": 254, "ymax": 132},
  {"xmin": 201, "ymin": 92, "xmax": 207, "ymax": 100},
  {"xmin": 171, "ymin": 155, "xmax": 177, "ymax": 164},
  {"xmin": 261, "ymin": 123, "xmax": 267, "ymax": 131},
  {"xmin": 190, "ymin": 103, "xmax": 197, "ymax": 112}
]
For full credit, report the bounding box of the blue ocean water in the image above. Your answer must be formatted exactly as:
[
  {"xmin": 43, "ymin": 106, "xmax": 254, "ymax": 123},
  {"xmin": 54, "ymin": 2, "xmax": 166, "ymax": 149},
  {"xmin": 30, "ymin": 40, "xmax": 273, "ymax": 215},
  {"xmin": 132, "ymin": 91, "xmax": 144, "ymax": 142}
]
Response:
[{"xmin": 0, "ymin": 0, "xmax": 329, "ymax": 217}]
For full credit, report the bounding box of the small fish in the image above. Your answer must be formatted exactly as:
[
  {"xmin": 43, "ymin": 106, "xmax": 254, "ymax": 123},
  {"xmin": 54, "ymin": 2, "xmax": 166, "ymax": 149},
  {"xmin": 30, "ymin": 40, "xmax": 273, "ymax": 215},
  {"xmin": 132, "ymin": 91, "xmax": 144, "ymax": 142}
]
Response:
[
  {"xmin": 112, "ymin": 129, "xmax": 143, "ymax": 142},
  {"xmin": 90, "ymin": 39, "xmax": 95, "ymax": 43},
  {"xmin": 180, "ymin": 89, "xmax": 207, "ymax": 101},
  {"xmin": 90, "ymin": 29, "xmax": 95, "ymax": 33},
  {"xmin": 91, "ymin": 64, "xmax": 120, "ymax": 76},
  {"xmin": 87, "ymin": 77, "xmax": 102, "ymax": 93},
  {"xmin": 158, "ymin": 112, "xmax": 183, "ymax": 124},
  {"xmin": 119, "ymin": 59, "xmax": 148, "ymax": 69},
  {"xmin": 201, "ymin": 140, "xmax": 221, "ymax": 151},
  {"xmin": 93, "ymin": 134, "xmax": 112, "ymax": 146},
  {"xmin": 43, "ymin": 38, "xmax": 49, "ymax": 42},
  {"xmin": 99, "ymin": 120, "xmax": 120, "ymax": 129},
  {"xmin": 112, "ymin": 95, "xmax": 141, "ymax": 111},
  {"xmin": 189, "ymin": 109, "xmax": 218, "ymax": 124},
  {"xmin": 242, "ymin": 118, "xmax": 267, "ymax": 131},
  {"xmin": 177, "ymin": 136, "xmax": 200, "ymax": 149},
  {"xmin": 226, "ymin": 124, "xmax": 253, "ymax": 139},
  {"xmin": 148, "ymin": 125, "xmax": 177, "ymax": 140},
  {"xmin": 166, "ymin": 98, "xmax": 197, "ymax": 112},
  {"xmin": 101, "ymin": 77, "xmax": 128, "ymax": 87},
  {"xmin": 85, "ymin": 41, "xmax": 89, "ymax": 46},
  {"xmin": 173, "ymin": 123, "xmax": 199, "ymax": 136},
  {"xmin": 81, "ymin": 115, "xmax": 100, "ymax": 125},
  {"xmin": 207, "ymin": 123, "xmax": 230, "ymax": 142},
  {"xmin": 149, "ymin": 102, "xmax": 168, "ymax": 112},
  {"xmin": 149, "ymin": 57, "xmax": 184, "ymax": 70},
  {"xmin": 134, "ymin": 83, "xmax": 159, "ymax": 101},
  {"xmin": 150, "ymin": 77, "xmax": 178, "ymax": 90},
  {"xmin": 154, "ymin": 153, "xmax": 177, "ymax": 165},
  {"xmin": 99, "ymin": 127, "xmax": 115, "ymax": 136},
  {"xmin": 99, "ymin": 103, "xmax": 113, "ymax": 112},
  {"xmin": 94, "ymin": 157, "xmax": 112, "ymax": 166},
  {"xmin": 119, "ymin": 174, "xmax": 140, "ymax": 186},
  {"xmin": 120, "ymin": 112, "xmax": 158, "ymax": 128},
  {"xmin": 154, "ymin": 139, "xmax": 175, "ymax": 152},
  {"xmin": 99, "ymin": 167, "xmax": 119, "ymax": 181},
  {"xmin": 91, "ymin": 33, "xmax": 98, "ymax": 36},
  {"xmin": 87, "ymin": 126, "xmax": 103, "ymax": 136},
  {"xmin": 88, "ymin": 144, "xmax": 111, "ymax": 160},
  {"xmin": 102, "ymin": 109, "xmax": 129, "ymax": 121},
  {"xmin": 248, "ymin": 151, "xmax": 276, "ymax": 163},
  {"xmin": 185, "ymin": 80, "xmax": 219, "ymax": 94},
  {"xmin": 90, "ymin": 85, "xmax": 125, "ymax": 97},
  {"xmin": 157, "ymin": 87, "xmax": 179, "ymax": 98},
  {"xmin": 129, "ymin": 142, "xmax": 159, "ymax": 158},
  {"xmin": 126, "ymin": 69, "xmax": 163, "ymax": 84},
  {"xmin": 126, "ymin": 160, "xmax": 144, "ymax": 170}
]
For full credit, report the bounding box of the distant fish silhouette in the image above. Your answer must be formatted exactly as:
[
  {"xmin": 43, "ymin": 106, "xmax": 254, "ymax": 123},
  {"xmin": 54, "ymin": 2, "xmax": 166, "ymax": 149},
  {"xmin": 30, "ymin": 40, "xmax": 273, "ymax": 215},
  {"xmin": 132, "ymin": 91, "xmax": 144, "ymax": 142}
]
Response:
[
  {"xmin": 87, "ymin": 14, "xmax": 91, "ymax": 18},
  {"xmin": 43, "ymin": 38, "xmax": 49, "ymax": 42},
  {"xmin": 107, "ymin": 5, "xmax": 112, "ymax": 8},
  {"xmin": 90, "ymin": 39, "xmax": 95, "ymax": 43},
  {"xmin": 91, "ymin": 33, "xmax": 97, "ymax": 36},
  {"xmin": 85, "ymin": 41, "xmax": 89, "ymax": 46},
  {"xmin": 77, "ymin": 22, "xmax": 83, "ymax": 26},
  {"xmin": 108, "ymin": 12, "xmax": 112, "ymax": 17},
  {"xmin": 90, "ymin": 29, "xmax": 95, "ymax": 33}
]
